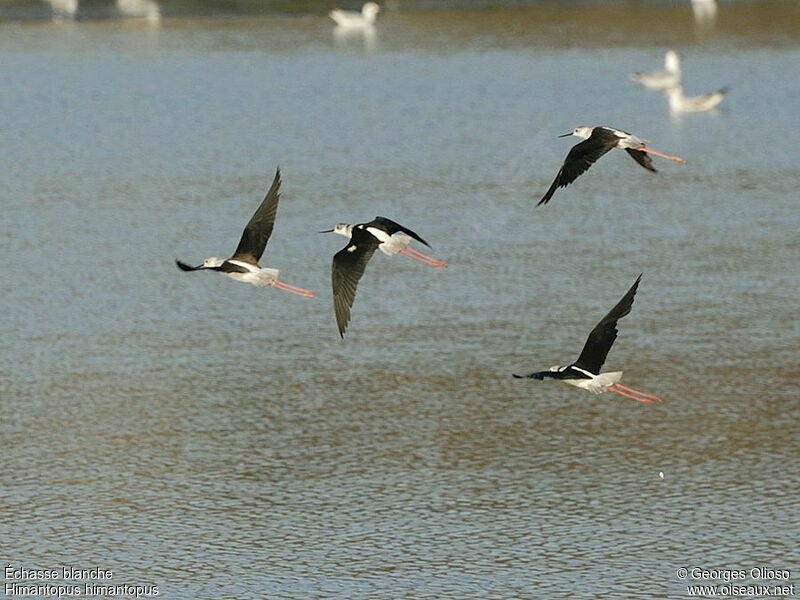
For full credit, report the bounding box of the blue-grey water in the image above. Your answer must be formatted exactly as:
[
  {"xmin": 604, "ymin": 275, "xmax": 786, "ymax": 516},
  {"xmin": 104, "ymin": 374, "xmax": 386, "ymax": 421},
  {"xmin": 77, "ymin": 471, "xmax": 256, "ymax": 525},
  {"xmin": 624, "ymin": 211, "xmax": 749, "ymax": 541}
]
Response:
[{"xmin": 2, "ymin": 3, "xmax": 799, "ymax": 598}]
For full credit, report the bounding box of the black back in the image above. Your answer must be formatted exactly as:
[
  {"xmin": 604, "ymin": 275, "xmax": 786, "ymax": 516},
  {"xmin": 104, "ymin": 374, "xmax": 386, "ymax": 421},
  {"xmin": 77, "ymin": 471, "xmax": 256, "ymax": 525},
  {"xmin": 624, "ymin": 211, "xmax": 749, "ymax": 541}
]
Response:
[
  {"xmin": 331, "ymin": 227, "xmax": 381, "ymax": 337},
  {"xmin": 573, "ymin": 274, "xmax": 642, "ymax": 374},
  {"xmin": 512, "ymin": 367, "xmax": 591, "ymax": 381},
  {"xmin": 538, "ymin": 128, "xmax": 621, "ymax": 206},
  {"xmin": 231, "ymin": 167, "xmax": 282, "ymax": 265},
  {"xmin": 217, "ymin": 261, "xmax": 251, "ymax": 274},
  {"xmin": 174, "ymin": 259, "xmax": 249, "ymax": 273},
  {"xmin": 363, "ymin": 217, "xmax": 432, "ymax": 248}
]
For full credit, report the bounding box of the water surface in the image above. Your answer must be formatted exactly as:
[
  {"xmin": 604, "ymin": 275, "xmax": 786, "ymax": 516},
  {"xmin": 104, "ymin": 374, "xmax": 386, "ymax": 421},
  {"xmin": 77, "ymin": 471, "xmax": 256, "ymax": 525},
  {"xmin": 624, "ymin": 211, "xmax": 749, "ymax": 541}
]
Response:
[{"xmin": 1, "ymin": 3, "xmax": 798, "ymax": 598}]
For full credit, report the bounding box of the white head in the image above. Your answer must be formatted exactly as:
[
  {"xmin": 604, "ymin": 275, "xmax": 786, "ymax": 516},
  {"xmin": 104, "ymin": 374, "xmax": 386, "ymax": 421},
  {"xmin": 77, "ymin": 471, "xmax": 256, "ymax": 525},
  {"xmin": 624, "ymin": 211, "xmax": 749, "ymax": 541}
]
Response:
[
  {"xmin": 362, "ymin": 2, "xmax": 380, "ymax": 20},
  {"xmin": 665, "ymin": 50, "xmax": 681, "ymax": 75},
  {"xmin": 563, "ymin": 126, "xmax": 593, "ymax": 140},
  {"xmin": 202, "ymin": 257, "xmax": 224, "ymax": 268},
  {"xmin": 320, "ymin": 223, "xmax": 353, "ymax": 238}
]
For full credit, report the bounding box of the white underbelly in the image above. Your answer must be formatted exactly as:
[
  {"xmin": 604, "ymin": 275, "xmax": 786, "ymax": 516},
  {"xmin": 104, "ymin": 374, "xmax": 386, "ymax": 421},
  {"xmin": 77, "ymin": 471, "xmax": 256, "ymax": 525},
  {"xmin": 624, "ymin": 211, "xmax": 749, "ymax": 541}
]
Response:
[
  {"xmin": 225, "ymin": 265, "xmax": 279, "ymax": 287},
  {"xmin": 366, "ymin": 228, "xmax": 411, "ymax": 256},
  {"xmin": 564, "ymin": 371, "xmax": 623, "ymax": 394}
]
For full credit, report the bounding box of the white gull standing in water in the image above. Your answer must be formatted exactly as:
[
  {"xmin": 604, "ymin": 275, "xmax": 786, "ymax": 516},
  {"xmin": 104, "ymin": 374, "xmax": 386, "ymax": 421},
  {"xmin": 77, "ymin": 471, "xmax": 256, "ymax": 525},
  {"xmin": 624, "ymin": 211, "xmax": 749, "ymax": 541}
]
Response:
[
  {"xmin": 666, "ymin": 84, "xmax": 728, "ymax": 113},
  {"xmin": 329, "ymin": 2, "xmax": 380, "ymax": 28},
  {"xmin": 45, "ymin": 0, "xmax": 78, "ymax": 20},
  {"xmin": 629, "ymin": 50, "xmax": 682, "ymax": 90},
  {"xmin": 117, "ymin": 0, "xmax": 161, "ymax": 22},
  {"xmin": 691, "ymin": 0, "xmax": 717, "ymax": 21}
]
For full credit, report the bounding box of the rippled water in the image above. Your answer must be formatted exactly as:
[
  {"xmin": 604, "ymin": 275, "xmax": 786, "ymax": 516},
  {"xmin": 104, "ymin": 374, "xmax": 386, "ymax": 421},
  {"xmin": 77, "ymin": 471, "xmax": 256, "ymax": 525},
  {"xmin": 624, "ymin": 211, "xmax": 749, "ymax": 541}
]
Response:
[{"xmin": 2, "ymin": 3, "xmax": 799, "ymax": 598}]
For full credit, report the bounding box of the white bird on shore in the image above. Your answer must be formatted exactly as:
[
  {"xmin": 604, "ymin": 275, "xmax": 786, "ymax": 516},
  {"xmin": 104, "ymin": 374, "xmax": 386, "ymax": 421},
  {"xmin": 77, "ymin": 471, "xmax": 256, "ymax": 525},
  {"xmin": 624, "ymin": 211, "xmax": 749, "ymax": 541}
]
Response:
[
  {"xmin": 45, "ymin": 0, "xmax": 78, "ymax": 20},
  {"xmin": 667, "ymin": 84, "xmax": 728, "ymax": 113},
  {"xmin": 691, "ymin": 0, "xmax": 717, "ymax": 21},
  {"xmin": 629, "ymin": 50, "xmax": 682, "ymax": 90},
  {"xmin": 117, "ymin": 0, "xmax": 161, "ymax": 22},
  {"xmin": 329, "ymin": 2, "xmax": 380, "ymax": 28}
]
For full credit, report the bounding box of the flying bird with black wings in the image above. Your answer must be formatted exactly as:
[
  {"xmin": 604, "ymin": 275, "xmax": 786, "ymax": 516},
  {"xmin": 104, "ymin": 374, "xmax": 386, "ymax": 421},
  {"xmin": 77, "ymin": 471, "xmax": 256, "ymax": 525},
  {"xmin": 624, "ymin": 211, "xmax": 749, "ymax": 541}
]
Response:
[
  {"xmin": 513, "ymin": 274, "xmax": 662, "ymax": 403},
  {"xmin": 175, "ymin": 167, "xmax": 315, "ymax": 298},
  {"xmin": 320, "ymin": 217, "xmax": 446, "ymax": 337},
  {"xmin": 538, "ymin": 126, "xmax": 685, "ymax": 206}
]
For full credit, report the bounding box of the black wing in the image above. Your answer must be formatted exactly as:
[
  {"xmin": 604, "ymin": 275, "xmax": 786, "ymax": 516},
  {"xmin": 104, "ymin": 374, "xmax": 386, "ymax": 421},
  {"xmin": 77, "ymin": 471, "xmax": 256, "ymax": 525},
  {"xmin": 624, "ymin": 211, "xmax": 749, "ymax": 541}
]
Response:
[
  {"xmin": 538, "ymin": 128, "xmax": 620, "ymax": 206},
  {"xmin": 231, "ymin": 167, "xmax": 282, "ymax": 264},
  {"xmin": 625, "ymin": 149, "xmax": 657, "ymax": 173},
  {"xmin": 176, "ymin": 259, "xmax": 202, "ymax": 271},
  {"xmin": 332, "ymin": 228, "xmax": 381, "ymax": 337},
  {"xmin": 367, "ymin": 216, "xmax": 431, "ymax": 248},
  {"xmin": 573, "ymin": 274, "xmax": 642, "ymax": 374}
]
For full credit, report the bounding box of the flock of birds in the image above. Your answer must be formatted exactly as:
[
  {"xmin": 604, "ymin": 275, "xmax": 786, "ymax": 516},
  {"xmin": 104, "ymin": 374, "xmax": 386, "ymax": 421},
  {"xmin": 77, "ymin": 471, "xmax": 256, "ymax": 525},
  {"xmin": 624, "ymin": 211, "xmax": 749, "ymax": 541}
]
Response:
[
  {"xmin": 44, "ymin": 0, "xmax": 161, "ymax": 21},
  {"xmin": 176, "ymin": 168, "xmax": 447, "ymax": 338},
  {"xmin": 41, "ymin": 0, "xmax": 726, "ymax": 404},
  {"xmin": 176, "ymin": 129, "xmax": 676, "ymax": 404}
]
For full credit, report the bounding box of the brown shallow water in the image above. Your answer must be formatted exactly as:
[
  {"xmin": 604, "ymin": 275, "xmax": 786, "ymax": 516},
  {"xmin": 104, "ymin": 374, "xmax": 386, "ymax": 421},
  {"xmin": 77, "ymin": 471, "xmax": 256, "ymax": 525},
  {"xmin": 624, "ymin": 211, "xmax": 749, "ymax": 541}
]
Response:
[{"xmin": 1, "ymin": 3, "xmax": 799, "ymax": 598}]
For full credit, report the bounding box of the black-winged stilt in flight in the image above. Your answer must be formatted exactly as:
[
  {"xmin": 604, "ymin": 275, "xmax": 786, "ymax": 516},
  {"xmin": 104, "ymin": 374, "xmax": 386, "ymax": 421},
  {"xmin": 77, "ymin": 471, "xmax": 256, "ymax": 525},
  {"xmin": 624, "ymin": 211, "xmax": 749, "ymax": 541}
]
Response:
[
  {"xmin": 513, "ymin": 274, "xmax": 662, "ymax": 404},
  {"xmin": 629, "ymin": 50, "xmax": 682, "ymax": 90},
  {"xmin": 175, "ymin": 167, "xmax": 315, "ymax": 298},
  {"xmin": 538, "ymin": 126, "xmax": 686, "ymax": 206},
  {"xmin": 667, "ymin": 84, "xmax": 728, "ymax": 113},
  {"xmin": 320, "ymin": 216, "xmax": 446, "ymax": 337},
  {"xmin": 329, "ymin": 2, "xmax": 380, "ymax": 28}
]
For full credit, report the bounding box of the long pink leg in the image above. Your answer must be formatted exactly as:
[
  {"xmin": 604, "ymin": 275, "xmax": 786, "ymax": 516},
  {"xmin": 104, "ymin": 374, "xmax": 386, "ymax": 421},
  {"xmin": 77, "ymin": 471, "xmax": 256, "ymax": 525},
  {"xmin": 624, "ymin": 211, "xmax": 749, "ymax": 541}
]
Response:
[
  {"xmin": 607, "ymin": 385, "xmax": 657, "ymax": 404},
  {"xmin": 399, "ymin": 246, "xmax": 447, "ymax": 268},
  {"xmin": 613, "ymin": 382, "xmax": 663, "ymax": 402},
  {"xmin": 271, "ymin": 280, "xmax": 316, "ymax": 298},
  {"xmin": 640, "ymin": 146, "xmax": 686, "ymax": 164}
]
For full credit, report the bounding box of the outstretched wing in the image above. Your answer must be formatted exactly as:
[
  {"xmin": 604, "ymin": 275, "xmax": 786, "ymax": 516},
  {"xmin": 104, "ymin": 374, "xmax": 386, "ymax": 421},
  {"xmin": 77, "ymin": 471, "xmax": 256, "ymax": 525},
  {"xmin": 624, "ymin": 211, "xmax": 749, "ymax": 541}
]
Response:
[
  {"xmin": 332, "ymin": 228, "xmax": 380, "ymax": 337},
  {"xmin": 625, "ymin": 149, "xmax": 657, "ymax": 173},
  {"xmin": 538, "ymin": 129, "xmax": 620, "ymax": 206},
  {"xmin": 574, "ymin": 274, "xmax": 642, "ymax": 374},
  {"xmin": 368, "ymin": 216, "xmax": 432, "ymax": 248},
  {"xmin": 231, "ymin": 167, "xmax": 282, "ymax": 264}
]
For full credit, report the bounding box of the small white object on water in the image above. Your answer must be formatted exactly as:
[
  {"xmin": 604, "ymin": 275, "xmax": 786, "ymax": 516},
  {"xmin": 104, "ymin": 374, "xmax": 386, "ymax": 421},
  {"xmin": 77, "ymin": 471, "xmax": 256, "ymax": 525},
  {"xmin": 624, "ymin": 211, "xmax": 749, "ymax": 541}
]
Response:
[
  {"xmin": 666, "ymin": 84, "xmax": 728, "ymax": 113},
  {"xmin": 659, "ymin": 471, "xmax": 665, "ymax": 480},
  {"xmin": 629, "ymin": 50, "xmax": 682, "ymax": 90},
  {"xmin": 329, "ymin": 2, "xmax": 380, "ymax": 28}
]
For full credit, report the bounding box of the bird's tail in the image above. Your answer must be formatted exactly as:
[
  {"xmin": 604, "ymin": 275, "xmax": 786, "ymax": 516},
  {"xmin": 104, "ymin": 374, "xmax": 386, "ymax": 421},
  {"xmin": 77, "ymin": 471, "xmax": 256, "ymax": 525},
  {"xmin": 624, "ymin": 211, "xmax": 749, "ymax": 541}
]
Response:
[
  {"xmin": 598, "ymin": 371, "xmax": 623, "ymax": 387},
  {"xmin": 249, "ymin": 268, "xmax": 280, "ymax": 286}
]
